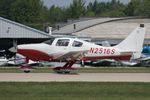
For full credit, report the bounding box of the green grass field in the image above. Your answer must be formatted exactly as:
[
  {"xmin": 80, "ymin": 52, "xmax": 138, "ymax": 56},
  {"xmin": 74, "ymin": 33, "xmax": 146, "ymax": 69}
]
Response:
[
  {"xmin": 0, "ymin": 67, "xmax": 150, "ymax": 73},
  {"xmin": 0, "ymin": 82, "xmax": 150, "ymax": 100}
]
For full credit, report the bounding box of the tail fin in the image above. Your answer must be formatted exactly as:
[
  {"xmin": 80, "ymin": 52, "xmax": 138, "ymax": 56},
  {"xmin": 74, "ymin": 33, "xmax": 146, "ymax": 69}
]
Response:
[{"xmin": 114, "ymin": 24, "xmax": 146, "ymax": 59}]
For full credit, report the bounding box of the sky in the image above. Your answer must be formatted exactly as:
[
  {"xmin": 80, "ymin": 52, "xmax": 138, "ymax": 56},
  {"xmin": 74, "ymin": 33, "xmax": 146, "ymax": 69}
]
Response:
[{"xmin": 42, "ymin": 0, "xmax": 131, "ymax": 8}]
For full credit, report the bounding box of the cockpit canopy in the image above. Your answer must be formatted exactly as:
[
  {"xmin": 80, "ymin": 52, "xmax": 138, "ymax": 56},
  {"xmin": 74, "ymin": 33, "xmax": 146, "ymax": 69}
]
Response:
[
  {"xmin": 56, "ymin": 39, "xmax": 70, "ymax": 46},
  {"xmin": 44, "ymin": 38, "xmax": 83, "ymax": 47},
  {"xmin": 72, "ymin": 41, "xmax": 83, "ymax": 47}
]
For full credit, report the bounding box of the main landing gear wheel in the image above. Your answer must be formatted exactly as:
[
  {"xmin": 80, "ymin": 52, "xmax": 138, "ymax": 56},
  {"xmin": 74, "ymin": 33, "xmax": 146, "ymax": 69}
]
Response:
[
  {"xmin": 53, "ymin": 67, "xmax": 76, "ymax": 74},
  {"xmin": 53, "ymin": 61, "xmax": 76, "ymax": 74},
  {"xmin": 24, "ymin": 70, "xmax": 30, "ymax": 73}
]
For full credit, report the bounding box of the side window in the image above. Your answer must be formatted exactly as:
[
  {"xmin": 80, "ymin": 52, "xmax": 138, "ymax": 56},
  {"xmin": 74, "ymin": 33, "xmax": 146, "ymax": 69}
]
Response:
[
  {"xmin": 72, "ymin": 41, "xmax": 83, "ymax": 47},
  {"xmin": 44, "ymin": 38, "xmax": 55, "ymax": 45},
  {"xmin": 142, "ymin": 49, "xmax": 149, "ymax": 53},
  {"xmin": 56, "ymin": 39, "xmax": 70, "ymax": 46}
]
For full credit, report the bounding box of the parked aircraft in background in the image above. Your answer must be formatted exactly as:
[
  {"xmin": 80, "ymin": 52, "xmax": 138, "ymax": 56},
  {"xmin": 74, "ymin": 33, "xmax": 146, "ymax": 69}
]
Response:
[
  {"xmin": 134, "ymin": 47, "xmax": 150, "ymax": 67},
  {"xmin": 9, "ymin": 24, "xmax": 145, "ymax": 73},
  {"xmin": 0, "ymin": 54, "xmax": 40, "ymax": 66},
  {"xmin": 142, "ymin": 47, "xmax": 150, "ymax": 56},
  {"xmin": 133, "ymin": 47, "xmax": 150, "ymax": 62},
  {"xmin": 0, "ymin": 57, "xmax": 8, "ymax": 66}
]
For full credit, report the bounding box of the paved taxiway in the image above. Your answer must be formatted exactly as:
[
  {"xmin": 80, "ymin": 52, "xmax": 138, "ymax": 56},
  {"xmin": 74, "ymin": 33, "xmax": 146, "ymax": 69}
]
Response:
[{"xmin": 0, "ymin": 73, "xmax": 150, "ymax": 82}]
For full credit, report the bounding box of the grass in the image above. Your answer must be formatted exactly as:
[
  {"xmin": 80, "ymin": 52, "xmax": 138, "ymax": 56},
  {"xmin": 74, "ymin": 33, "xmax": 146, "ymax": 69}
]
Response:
[
  {"xmin": 0, "ymin": 82, "xmax": 150, "ymax": 100},
  {"xmin": 0, "ymin": 67, "xmax": 150, "ymax": 73}
]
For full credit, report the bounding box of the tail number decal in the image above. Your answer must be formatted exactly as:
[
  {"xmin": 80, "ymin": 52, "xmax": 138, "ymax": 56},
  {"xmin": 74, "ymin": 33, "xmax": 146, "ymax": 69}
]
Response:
[{"xmin": 90, "ymin": 48, "xmax": 115, "ymax": 55}]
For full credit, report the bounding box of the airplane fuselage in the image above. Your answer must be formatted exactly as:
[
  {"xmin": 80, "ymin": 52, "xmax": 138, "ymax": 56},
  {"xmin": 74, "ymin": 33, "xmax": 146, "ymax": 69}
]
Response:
[{"xmin": 16, "ymin": 38, "xmax": 131, "ymax": 62}]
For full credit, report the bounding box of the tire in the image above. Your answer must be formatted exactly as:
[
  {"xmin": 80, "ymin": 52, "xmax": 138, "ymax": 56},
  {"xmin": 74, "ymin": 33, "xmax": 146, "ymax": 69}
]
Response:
[
  {"xmin": 57, "ymin": 72, "xmax": 63, "ymax": 74},
  {"xmin": 64, "ymin": 72, "xmax": 70, "ymax": 74},
  {"xmin": 24, "ymin": 70, "xmax": 30, "ymax": 73}
]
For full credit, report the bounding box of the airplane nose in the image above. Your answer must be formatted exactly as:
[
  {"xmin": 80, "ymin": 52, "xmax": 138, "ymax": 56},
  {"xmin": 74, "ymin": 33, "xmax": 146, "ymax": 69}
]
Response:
[{"xmin": 9, "ymin": 47, "xmax": 17, "ymax": 53}]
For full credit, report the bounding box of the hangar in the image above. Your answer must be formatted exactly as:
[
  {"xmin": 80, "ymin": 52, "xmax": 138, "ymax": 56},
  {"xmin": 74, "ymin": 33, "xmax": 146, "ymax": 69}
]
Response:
[
  {"xmin": 0, "ymin": 17, "xmax": 90, "ymax": 57},
  {"xmin": 53, "ymin": 17, "xmax": 150, "ymax": 46},
  {"xmin": 0, "ymin": 17, "xmax": 51, "ymax": 57}
]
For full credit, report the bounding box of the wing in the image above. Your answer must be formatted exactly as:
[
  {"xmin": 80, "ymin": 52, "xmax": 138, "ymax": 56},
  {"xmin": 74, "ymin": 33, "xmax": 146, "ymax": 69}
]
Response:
[
  {"xmin": 138, "ymin": 56, "xmax": 150, "ymax": 61},
  {"xmin": 53, "ymin": 50, "xmax": 89, "ymax": 61}
]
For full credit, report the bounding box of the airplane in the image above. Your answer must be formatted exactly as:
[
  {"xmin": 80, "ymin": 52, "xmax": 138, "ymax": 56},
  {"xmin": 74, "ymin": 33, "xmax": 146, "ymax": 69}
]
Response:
[
  {"xmin": 0, "ymin": 57, "xmax": 8, "ymax": 66},
  {"xmin": 142, "ymin": 47, "xmax": 150, "ymax": 56},
  {"xmin": 9, "ymin": 24, "xmax": 145, "ymax": 73},
  {"xmin": 133, "ymin": 47, "xmax": 150, "ymax": 67},
  {"xmin": 0, "ymin": 54, "xmax": 39, "ymax": 67}
]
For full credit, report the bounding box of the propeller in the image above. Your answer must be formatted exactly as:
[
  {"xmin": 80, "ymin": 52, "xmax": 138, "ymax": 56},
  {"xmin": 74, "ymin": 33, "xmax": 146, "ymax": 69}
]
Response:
[{"xmin": 8, "ymin": 39, "xmax": 18, "ymax": 65}]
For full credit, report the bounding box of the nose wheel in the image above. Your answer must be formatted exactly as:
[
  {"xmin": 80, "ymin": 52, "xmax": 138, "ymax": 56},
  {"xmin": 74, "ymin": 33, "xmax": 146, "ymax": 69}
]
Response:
[{"xmin": 21, "ymin": 66, "xmax": 36, "ymax": 73}]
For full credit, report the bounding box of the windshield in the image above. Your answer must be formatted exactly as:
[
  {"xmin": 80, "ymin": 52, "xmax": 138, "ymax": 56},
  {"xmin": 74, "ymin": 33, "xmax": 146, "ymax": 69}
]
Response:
[{"xmin": 44, "ymin": 38, "xmax": 55, "ymax": 45}]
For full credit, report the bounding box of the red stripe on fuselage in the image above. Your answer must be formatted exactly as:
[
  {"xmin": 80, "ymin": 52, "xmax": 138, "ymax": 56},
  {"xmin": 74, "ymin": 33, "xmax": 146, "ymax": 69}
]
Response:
[
  {"xmin": 17, "ymin": 49, "xmax": 131, "ymax": 62},
  {"xmin": 17, "ymin": 49, "xmax": 51, "ymax": 61},
  {"xmin": 81, "ymin": 55, "xmax": 131, "ymax": 61}
]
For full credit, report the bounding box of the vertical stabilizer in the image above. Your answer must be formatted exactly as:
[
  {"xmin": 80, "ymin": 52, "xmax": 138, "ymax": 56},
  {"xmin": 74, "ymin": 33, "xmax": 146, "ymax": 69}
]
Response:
[{"xmin": 115, "ymin": 24, "xmax": 146, "ymax": 59}]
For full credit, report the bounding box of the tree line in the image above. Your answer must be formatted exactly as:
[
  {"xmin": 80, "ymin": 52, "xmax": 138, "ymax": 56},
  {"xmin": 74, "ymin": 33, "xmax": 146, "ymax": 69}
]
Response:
[{"xmin": 0, "ymin": 0, "xmax": 150, "ymax": 30}]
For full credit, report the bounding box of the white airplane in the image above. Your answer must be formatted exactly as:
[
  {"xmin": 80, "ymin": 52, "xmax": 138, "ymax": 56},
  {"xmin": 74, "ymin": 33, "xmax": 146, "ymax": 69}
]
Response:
[
  {"xmin": 0, "ymin": 54, "xmax": 38, "ymax": 66},
  {"xmin": 0, "ymin": 57, "xmax": 8, "ymax": 66},
  {"xmin": 9, "ymin": 24, "xmax": 145, "ymax": 73}
]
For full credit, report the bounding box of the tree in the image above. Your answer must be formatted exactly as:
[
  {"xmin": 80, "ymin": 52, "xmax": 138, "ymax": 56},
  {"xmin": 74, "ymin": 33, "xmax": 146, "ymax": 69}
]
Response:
[
  {"xmin": 66, "ymin": 0, "xmax": 87, "ymax": 18},
  {"xmin": 87, "ymin": 0, "xmax": 126, "ymax": 16},
  {"xmin": 0, "ymin": 0, "xmax": 16, "ymax": 18},
  {"xmin": 9, "ymin": 0, "xmax": 45, "ymax": 29},
  {"xmin": 101, "ymin": 10, "xmax": 126, "ymax": 17},
  {"xmin": 47, "ymin": 5, "xmax": 67, "ymax": 24},
  {"xmin": 134, "ymin": 0, "xmax": 150, "ymax": 17},
  {"xmin": 124, "ymin": 0, "xmax": 141, "ymax": 16},
  {"xmin": 1, "ymin": 0, "xmax": 143, "ymax": 31},
  {"xmin": 87, "ymin": 0, "xmax": 99, "ymax": 15}
]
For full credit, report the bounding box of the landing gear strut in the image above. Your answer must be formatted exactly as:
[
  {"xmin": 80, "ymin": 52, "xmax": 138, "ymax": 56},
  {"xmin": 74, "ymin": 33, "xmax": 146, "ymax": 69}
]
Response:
[
  {"xmin": 53, "ymin": 61, "xmax": 76, "ymax": 74},
  {"xmin": 21, "ymin": 58, "xmax": 36, "ymax": 73},
  {"xmin": 21, "ymin": 65, "xmax": 36, "ymax": 73}
]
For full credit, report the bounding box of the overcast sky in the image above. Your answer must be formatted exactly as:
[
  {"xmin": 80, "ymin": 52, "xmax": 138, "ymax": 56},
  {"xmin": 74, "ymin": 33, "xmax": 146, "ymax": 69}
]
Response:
[{"xmin": 42, "ymin": 0, "xmax": 131, "ymax": 8}]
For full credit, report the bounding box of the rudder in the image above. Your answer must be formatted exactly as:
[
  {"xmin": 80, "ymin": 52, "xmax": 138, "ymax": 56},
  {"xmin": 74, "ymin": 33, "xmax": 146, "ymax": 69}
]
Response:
[{"xmin": 114, "ymin": 24, "xmax": 146, "ymax": 59}]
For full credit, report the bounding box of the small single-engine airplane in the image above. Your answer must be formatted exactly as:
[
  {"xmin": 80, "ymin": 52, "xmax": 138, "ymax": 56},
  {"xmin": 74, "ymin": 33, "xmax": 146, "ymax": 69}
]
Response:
[
  {"xmin": 9, "ymin": 24, "xmax": 145, "ymax": 73},
  {"xmin": 138, "ymin": 47, "xmax": 150, "ymax": 63}
]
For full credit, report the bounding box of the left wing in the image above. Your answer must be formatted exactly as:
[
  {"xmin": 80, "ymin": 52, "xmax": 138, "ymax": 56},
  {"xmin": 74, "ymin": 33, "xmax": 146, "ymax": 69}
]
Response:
[{"xmin": 53, "ymin": 50, "xmax": 89, "ymax": 61}]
